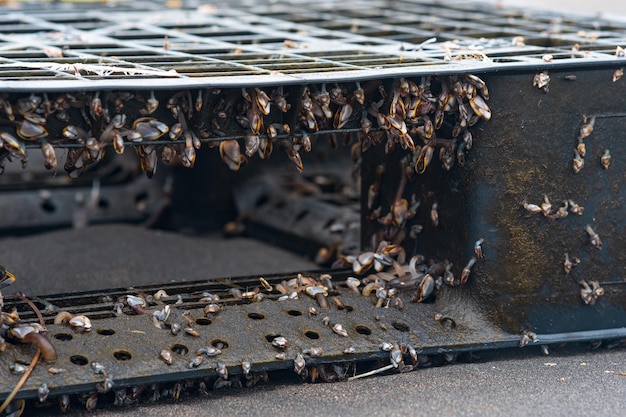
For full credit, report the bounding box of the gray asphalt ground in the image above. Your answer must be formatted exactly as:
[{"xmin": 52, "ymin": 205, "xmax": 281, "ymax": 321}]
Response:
[{"xmin": 45, "ymin": 344, "xmax": 626, "ymax": 417}]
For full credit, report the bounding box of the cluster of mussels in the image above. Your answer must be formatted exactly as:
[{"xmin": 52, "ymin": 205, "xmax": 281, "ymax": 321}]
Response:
[
  {"xmin": 0, "ymin": 267, "xmax": 61, "ymax": 416},
  {"xmin": 0, "ymin": 247, "xmax": 480, "ymax": 414},
  {"xmin": 0, "ymin": 75, "xmax": 492, "ymax": 414},
  {"xmin": 0, "ymin": 74, "xmax": 490, "ymax": 179},
  {"xmin": 333, "ymin": 74, "xmax": 491, "ymax": 304},
  {"xmin": 0, "ymin": 267, "xmax": 58, "ymax": 364}
]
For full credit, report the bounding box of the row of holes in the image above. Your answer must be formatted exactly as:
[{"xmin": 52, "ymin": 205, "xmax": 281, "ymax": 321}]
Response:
[
  {"xmin": 54, "ymin": 328, "xmax": 116, "ymax": 341},
  {"xmin": 53, "ymin": 310, "xmax": 296, "ymax": 341},
  {"xmin": 54, "ymin": 318, "xmax": 410, "ymax": 345},
  {"xmin": 248, "ymin": 306, "xmax": 354, "ymax": 321},
  {"xmin": 70, "ymin": 350, "xmax": 131, "ymax": 365},
  {"xmin": 55, "ymin": 310, "xmax": 410, "ymax": 366},
  {"xmin": 60, "ymin": 321, "xmax": 410, "ymax": 365},
  {"xmin": 67, "ymin": 339, "xmax": 230, "ymax": 366}
]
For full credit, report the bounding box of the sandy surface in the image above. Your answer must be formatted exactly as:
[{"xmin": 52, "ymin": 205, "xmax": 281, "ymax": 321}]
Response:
[{"xmin": 0, "ymin": 224, "xmax": 318, "ymax": 295}]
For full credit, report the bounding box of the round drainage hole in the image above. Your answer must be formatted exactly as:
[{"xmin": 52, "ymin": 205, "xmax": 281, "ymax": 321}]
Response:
[
  {"xmin": 287, "ymin": 310, "xmax": 302, "ymax": 317},
  {"xmin": 254, "ymin": 193, "xmax": 269, "ymax": 208},
  {"xmin": 54, "ymin": 333, "xmax": 73, "ymax": 341},
  {"xmin": 248, "ymin": 312, "xmax": 265, "ymax": 320},
  {"xmin": 70, "ymin": 355, "xmax": 88, "ymax": 366},
  {"xmin": 392, "ymin": 321, "xmax": 410, "ymax": 332},
  {"xmin": 355, "ymin": 325, "xmax": 372, "ymax": 335},
  {"xmin": 304, "ymin": 330, "xmax": 320, "ymax": 340},
  {"xmin": 41, "ymin": 200, "xmax": 56, "ymax": 213},
  {"xmin": 195, "ymin": 318, "xmax": 212, "ymax": 326},
  {"xmin": 171, "ymin": 344, "xmax": 189, "ymax": 355},
  {"xmin": 96, "ymin": 328, "xmax": 115, "ymax": 336},
  {"xmin": 212, "ymin": 339, "xmax": 229, "ymax": 349},
  {"xmin": 98, "ymin": 198, "xmax": 110, "ymax": 209},
  {"xmin": 113, "ymin": 350, "xmax": 132, "ymax": 361},
  {"xmin": 341, "ymin": 305, "xmax": 354, "ymax": 312},
  {"xmin": 265, "ymin": 334, "xmax": 282, "ymax": 343},
  {"xmin": 439, "ymin": 317, "xmax": 457, "ymax": 329}
]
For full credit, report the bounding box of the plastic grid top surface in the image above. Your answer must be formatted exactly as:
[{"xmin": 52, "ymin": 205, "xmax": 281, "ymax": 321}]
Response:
[{"xmin": 0, "ymin": 0, "xmax": 624, "ymax": 90}]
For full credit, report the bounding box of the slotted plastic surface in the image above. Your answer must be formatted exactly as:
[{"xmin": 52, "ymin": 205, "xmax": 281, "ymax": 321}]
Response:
[
  {"xmin": 3, "ymin": 271, "xmax": 625, "ymax": 404},
  {"xmin": 0, "ymin": 0, "xmax": 624, "ymax": 90},
  {"xmin": 0, "ymin": 271, "xmax": 510, "ymax": 400}
]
